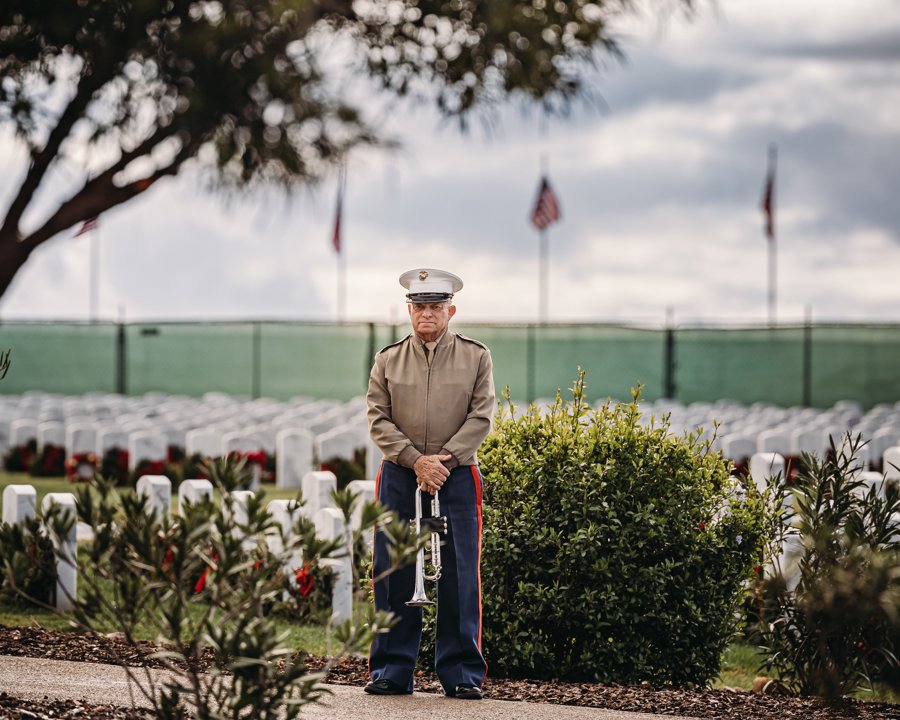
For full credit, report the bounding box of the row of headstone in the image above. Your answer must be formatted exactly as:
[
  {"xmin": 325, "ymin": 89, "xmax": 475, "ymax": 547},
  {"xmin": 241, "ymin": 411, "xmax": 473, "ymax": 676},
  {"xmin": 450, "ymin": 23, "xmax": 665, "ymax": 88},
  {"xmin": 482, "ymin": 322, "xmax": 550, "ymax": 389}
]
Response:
[
  {"xmin": 0, "ymin": 392, "xmax": 369, "ymax": 465},
  {"xmin": 2, "ymin": 472, "xmax": 377, "ymax": 622},
  {"xmin": 1, "ymin": 418, "xmax": 371, "ymax": 497},
  {"xmin": 624, "ymin": 398, "xmax": 900, "ymax": 471}
]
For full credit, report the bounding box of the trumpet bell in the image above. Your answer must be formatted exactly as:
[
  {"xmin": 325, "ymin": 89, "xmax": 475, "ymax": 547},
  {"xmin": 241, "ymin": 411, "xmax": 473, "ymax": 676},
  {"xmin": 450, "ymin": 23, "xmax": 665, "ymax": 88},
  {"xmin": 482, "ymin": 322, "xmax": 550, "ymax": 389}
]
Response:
[
  {"xmin": 405, "ymin": 595, "xmax": 435, "ymax": 607},
  {"xmin": 406, "ymin": 546, "xmax": 435, "ymax": 607}
]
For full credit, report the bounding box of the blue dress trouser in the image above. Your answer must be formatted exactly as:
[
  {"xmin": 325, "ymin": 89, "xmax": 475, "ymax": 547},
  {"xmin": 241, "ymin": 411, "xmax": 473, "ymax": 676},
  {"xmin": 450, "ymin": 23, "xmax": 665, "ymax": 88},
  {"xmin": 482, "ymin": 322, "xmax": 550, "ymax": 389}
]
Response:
[{"xmin": 369, "ymin": 460, "xmax": 487, "ymax": 694}]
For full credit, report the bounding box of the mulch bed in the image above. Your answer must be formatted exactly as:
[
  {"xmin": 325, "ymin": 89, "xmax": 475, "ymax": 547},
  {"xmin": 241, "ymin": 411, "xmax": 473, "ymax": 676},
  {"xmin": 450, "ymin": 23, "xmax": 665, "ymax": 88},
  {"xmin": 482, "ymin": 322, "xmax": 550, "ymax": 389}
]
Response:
[{"xmin": 1, "ymin": 624, "xmax": 898, "ymax": 719}]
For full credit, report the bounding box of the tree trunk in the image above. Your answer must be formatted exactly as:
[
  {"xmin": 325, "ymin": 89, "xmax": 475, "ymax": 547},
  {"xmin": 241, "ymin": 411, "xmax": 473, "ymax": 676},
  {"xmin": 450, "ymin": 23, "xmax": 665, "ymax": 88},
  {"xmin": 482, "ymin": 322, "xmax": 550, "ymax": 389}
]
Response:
[{"xmin": 0, "ymin": 229, "xmax": 32, "ymax": 300}]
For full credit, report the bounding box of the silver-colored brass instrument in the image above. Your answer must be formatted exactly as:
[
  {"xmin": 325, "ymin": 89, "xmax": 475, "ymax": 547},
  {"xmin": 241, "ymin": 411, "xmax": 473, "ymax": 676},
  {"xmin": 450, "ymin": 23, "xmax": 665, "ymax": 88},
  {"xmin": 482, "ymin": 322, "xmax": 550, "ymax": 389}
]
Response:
[{"xmin": 406, "ymin": 487, "xmax": 448, "ymax": 607}]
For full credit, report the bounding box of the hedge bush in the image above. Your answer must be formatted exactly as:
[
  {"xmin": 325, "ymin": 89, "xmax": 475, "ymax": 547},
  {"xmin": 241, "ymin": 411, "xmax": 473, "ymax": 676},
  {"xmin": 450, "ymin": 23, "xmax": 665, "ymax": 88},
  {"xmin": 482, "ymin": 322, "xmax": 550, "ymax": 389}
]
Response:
[{"xmin": 477, "ymin": 374, "xmax": 771, "ymax": 686}]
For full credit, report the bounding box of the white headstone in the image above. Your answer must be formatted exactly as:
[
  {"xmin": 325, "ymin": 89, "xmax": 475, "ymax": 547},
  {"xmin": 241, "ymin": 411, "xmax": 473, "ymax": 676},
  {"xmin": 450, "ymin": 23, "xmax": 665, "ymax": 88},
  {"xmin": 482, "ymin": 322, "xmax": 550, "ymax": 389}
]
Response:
[
  {"xmin": 837, "ymin": 435, "xmax": 871, "ymax": 476},
  {"xmin": 315, "ymin": 508, "xmax": 353, "ymax": 623},
  {"xmin": 884, "ymin": 446, "xmax": 900, "ymax": 482},
  {"xmin": 41, "ymin": 493, "xmax": 77, "ymax": 612},
  {"xmin": 226, "ymin": 490, "xmax": 256, "ymax": 550},
  {"xmin": 749, "ymin": 452, "xmax": 786, "ymax": 493},
  {"xmin": 65, "ymin": 423, "xmax": 98, "ymax": 456},
  {"xmin": 721, "ymin": 434, "xmax": 757, "ymax": 463},
  {"xmin": 96, "ymin": 427, "xmax": 128, "ymax": 456},
  {"xmin": 854, "ymin": 471, "xmax": 886, "ymax": 500},
  {"xmin": 790, "ymin": 425, "xmax": 840, "ymax": 458},
  {"xmin": 9, "ymin": 419, "xmax": 38, "ymax": 447},
  {"xmin": 314, "ymin": 424, "xmax": 365, "ymax": 463},
  {"xmin": 302, "ymin": 471, "xmax": 337, "ymax": 519},
  {"xmin": 276, "ymin": 429, "xmax": 314, "ymax": 490},
  {"xmin": 247, "ymin": 424, "xmax": 278, "ymax": 454},
  {"xmin": 0, "ymin": 417, "xmax": 11, "ymax": 454},
  {"xmin": 179, "ymin": 478, "xmax": 214, "ymax": 514},
  {"xmin": 314, "ymin": 507, "xmax": 345, "ymax": 542},
  {"xmin": 128, "ymin": 431, "xmax": 167, "ymax": 471},
  {"xmin": 185, "ymin": 428, "xmax": 223, "ymax": 458},
  {"xmin": 222, "ymin": 431, "xmax": 263, "ymax": 455},
  {"xmin": 37, "ymin": 421, "xmax": 65, "ymax": 451},
  {"xmin": 346, "ymin": 479, "xmax": 377, "ymax": 534},
  {"xmin": 756, "ymin": 429, "xmax": 792, "ymax": 456},
  {"xmin": 158, "ymin": 425, "xmax": 186, "ymax": 450},
  {"xmin": 3, "ymin": 484, "xmax": 36, "ymax": 525},
  {"xmin": 366, "ymin": 435, "xmax": 383, "ymax": 483},
  {"xmin": 870, "ymin": 427, "xmax": 900, "ymax": 470},
  {"xmin": 266, "ymin": 499, "xmax": 302, "ymax": 559},
  {"xmin": 136, "ymin": 475, "xmax": 172, "ymax": 520}
]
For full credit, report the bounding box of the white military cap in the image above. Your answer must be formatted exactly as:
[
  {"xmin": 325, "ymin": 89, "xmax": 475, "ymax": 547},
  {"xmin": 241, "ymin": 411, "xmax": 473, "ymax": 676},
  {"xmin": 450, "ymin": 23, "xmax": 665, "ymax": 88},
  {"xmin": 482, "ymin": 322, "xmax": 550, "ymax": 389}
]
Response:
[{"xmin": 399, "ymin": 268, "xmax": 464, "ymax": 303}]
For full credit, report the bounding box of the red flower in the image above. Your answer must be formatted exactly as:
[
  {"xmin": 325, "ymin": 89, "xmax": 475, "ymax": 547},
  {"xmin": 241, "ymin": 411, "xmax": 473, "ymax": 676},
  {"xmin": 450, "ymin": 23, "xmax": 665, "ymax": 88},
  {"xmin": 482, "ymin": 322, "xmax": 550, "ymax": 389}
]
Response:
[
  {"xmin": 136, "ymin": 460, "xmax": 166, "ymax": 478},
  {"xmin": 194, "ymin": 550, "xmax": 218, "ymax": 593},
  {"xmin": 194, "ymin": 566, "xmax": 209, "ymax": 593},
  {"xmin": 295, "ymin": 564, "xmax": 314, "ymax": 598},
  {"xmin": 754, "ymin": 566, "xmax": 762, "ymax": 574},
  {"xmin": 699, "ymin": 521, "xmax": 706, "ymax": 531},
  {"xmin": 245, "ymin": 451, "xmax": 267, "ymax": 466},
  {"xmin": 66, "ymin": 452, "xmax": 98, "ymax": 482}
]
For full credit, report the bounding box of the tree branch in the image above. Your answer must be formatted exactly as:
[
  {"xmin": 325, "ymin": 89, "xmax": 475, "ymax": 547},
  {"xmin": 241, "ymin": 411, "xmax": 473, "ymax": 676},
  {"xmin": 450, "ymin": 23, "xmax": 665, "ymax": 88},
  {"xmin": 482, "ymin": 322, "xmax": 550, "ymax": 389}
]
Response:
[
  {"xmin": 0, "ymin": 69, "xmax": 107, "ymax": 239},
  {"xmin": 19, "ymin": 134, "xmax": 199, "ymax": 254},
  {"xmin": 103, "ymin": 122, "xmax": 183, "ymax": 181}
]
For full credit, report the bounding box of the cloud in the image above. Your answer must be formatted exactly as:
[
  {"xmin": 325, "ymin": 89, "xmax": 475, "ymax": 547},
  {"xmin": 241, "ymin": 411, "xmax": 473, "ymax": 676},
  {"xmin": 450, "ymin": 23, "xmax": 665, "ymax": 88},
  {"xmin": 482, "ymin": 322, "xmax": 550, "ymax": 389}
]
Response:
[{"xmin": 1, "ymin": 0, "xmax": 899, "ymax": 326}]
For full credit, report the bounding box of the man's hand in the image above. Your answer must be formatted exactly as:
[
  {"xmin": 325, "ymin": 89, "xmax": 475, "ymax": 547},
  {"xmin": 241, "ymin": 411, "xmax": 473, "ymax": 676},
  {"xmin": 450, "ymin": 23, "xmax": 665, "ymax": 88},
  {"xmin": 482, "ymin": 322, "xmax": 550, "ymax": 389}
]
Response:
[{"xmin": 413, "ymin": 454, "xmax": 452, "ymax": 495}]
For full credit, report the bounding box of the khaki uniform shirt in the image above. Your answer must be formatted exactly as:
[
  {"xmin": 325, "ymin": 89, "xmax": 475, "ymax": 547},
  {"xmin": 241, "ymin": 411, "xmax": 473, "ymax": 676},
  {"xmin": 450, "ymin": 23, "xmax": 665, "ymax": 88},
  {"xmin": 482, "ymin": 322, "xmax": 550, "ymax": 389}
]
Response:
[{"xmin": 367, "ymin": 331, "xmax": 495, "ymax": 469}]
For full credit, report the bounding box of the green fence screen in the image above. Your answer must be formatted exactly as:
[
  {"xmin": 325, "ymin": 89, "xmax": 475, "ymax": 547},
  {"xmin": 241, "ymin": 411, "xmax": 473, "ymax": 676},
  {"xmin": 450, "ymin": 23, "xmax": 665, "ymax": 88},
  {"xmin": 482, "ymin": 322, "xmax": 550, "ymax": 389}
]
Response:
[{"xmin": 2, "ymin": 321, "xmax": 899, "ymax": 409}]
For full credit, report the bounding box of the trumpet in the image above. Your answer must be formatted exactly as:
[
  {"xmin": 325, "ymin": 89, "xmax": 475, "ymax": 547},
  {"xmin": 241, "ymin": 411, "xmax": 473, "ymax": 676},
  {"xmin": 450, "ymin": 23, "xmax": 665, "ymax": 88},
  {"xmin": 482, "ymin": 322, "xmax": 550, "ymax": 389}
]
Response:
[{"xmin": 406, "ymin": 487, "xmax": 448, "ymax": 607}]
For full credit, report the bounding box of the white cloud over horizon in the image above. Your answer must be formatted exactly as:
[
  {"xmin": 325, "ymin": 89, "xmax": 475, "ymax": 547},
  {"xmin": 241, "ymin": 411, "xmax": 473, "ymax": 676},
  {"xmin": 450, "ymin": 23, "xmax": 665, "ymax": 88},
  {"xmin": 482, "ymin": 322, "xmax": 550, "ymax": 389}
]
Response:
[{"xmin": 2, "ymin": 0, "xmax": 899, "ymax": 327}]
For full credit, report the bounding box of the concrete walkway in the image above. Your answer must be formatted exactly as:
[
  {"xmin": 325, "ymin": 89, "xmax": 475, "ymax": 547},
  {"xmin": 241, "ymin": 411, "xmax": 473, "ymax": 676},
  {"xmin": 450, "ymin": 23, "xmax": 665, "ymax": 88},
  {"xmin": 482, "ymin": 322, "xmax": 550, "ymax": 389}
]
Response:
[{"xmin": 0, "ymin": 655, "xmax": 693, "ymax": 720}]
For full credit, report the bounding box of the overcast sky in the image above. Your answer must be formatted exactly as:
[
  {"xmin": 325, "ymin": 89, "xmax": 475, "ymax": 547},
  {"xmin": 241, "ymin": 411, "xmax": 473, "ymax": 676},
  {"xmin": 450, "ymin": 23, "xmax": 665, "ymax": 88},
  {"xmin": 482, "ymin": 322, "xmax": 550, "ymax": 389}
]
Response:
[{"xmin": 2, "ymin": 0, "xmax": 899, "ymax": 326}]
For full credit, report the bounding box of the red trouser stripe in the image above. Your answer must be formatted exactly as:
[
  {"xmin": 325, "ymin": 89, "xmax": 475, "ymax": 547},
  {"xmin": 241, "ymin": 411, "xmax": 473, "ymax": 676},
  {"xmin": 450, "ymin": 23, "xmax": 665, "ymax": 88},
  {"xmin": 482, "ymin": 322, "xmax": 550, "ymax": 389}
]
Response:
[{"xmin": 470, "ymin": 465, "xmax": 484, "ymax": 651}]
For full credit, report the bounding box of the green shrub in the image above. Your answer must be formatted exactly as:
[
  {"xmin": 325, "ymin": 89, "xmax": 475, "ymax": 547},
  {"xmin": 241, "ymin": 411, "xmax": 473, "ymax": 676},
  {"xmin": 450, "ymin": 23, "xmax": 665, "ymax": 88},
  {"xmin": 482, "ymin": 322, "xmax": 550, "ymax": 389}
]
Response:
[
  {"xmin": 320, "ymin": 448, "xmax": 367, "ymax": 490},
  {"xmin": 59, "ymin": 459, "xmax": 421, "ymax": 719},
  {"xmin": 477, "ymin": 374, "xmax": 770, "ymax": 686},
  {"xmin": 3, "ymin": 439, "xmax": 36, "ymax": 472},
  {"xmin": 28, "ymin": 443, "xmax": 66, "ymax": 477},
  {"xmin": 753, "ymin": 436, "xmax": 900, "ymax": 698}
]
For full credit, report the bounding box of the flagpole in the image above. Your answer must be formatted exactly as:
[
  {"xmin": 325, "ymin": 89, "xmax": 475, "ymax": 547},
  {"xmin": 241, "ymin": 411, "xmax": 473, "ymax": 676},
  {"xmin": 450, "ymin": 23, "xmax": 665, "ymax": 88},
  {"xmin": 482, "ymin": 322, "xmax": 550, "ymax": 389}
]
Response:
[
  {"xmin": 767, "ymin": 143, "xmax": 777, "ymax": 326},
  {"xmin": 539, "ymin": 150, "xmax": 548, "ymax": 324},
  {"xmin": 333, "ymin": 164, "xmax": 346, "ymax": 323},
  {"xmin": 768, "ymin": 228, "xmax": 776, "ymax": 326},
  {"xmin": 88, "ymin": 228, "xmax": 100, "ymax": 322},
  {"xmin": 539, "ymin": 228, "xmax": 548, "ymax": 324},
  {"xmin": 337, "ymin": 244, "xmax": 345, "ymax": 323},
  {"xmin": 90, "ymin": 227, "xmax": 100, "ymax": 322}
]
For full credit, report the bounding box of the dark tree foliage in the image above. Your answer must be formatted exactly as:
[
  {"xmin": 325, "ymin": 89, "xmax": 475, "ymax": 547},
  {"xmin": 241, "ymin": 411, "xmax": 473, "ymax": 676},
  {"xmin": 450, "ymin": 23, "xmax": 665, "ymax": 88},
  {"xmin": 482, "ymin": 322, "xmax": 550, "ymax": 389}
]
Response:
[{"xmin": 0, "ymin": 0, "xmax": 692, "ymax": 297}]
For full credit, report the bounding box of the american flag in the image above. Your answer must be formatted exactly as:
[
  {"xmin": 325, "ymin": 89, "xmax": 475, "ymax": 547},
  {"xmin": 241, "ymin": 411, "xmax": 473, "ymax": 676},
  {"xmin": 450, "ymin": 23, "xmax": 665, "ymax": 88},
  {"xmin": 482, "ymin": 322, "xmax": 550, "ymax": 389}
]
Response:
[
  {"xmin": 75, "ymin": 215, "xmax": 99, "ymax": 237},
  {"xmin": 530, "ymin": 176, "xmax": 561, "ymax": 230}
]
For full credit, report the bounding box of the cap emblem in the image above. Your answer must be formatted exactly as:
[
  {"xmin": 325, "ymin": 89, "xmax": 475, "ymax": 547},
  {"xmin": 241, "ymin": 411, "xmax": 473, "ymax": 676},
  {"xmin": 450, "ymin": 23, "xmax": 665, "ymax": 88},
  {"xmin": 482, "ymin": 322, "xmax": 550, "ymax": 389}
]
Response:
[{"xmin": 419, "ymin": 270, "xmax": 429, "ymax": 281}]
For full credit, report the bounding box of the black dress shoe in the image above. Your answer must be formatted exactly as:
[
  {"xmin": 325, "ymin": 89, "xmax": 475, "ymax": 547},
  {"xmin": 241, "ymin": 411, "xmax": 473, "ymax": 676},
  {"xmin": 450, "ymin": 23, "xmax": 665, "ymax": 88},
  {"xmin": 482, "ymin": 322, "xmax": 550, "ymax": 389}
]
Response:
[
  {"xmin": 452, "ymin": 684, "xmax": 483, "ymax": 700},
  {"xmin": 364, "ymin": 678, "xmax": 410, "ymax": 695}
]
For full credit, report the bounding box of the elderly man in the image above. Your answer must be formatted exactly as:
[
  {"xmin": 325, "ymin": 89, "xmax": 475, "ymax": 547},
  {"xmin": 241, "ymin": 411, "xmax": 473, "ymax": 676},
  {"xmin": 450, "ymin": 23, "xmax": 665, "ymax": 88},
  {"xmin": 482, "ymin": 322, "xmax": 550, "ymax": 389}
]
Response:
[{"xmin": 365, "ymin": 268, "xmax": 495, "ymax": 700}]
